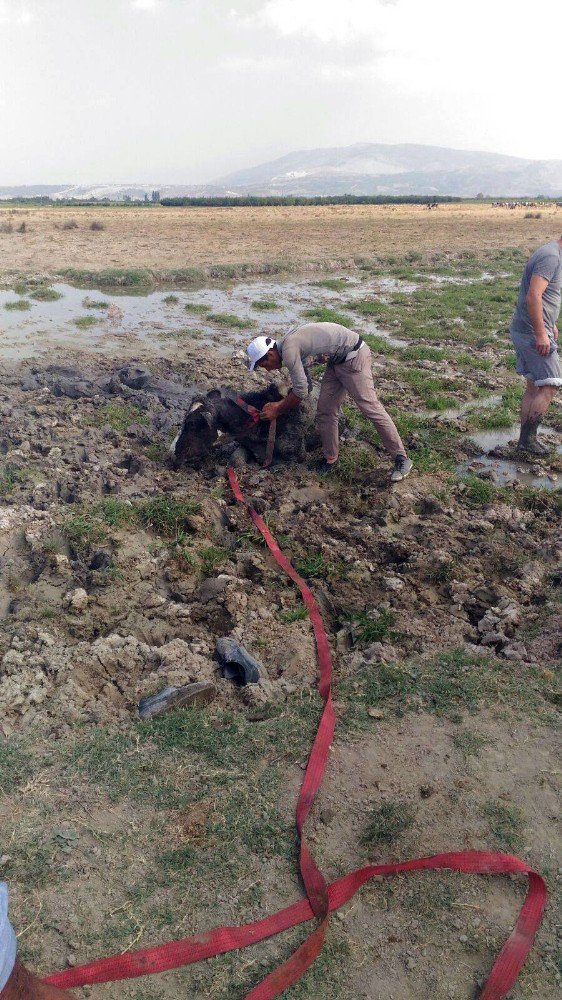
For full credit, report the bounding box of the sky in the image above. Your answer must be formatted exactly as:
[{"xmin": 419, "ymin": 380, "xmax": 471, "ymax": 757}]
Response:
[{"xmin": 0, "ymin": 0, "xmax": 560, "ymax": 184}]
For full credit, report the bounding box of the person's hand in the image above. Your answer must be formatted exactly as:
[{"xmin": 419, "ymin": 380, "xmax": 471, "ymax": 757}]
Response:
[
  {"xmin": 260, "ymin": 402, "xmax": 279, "ymax": 421},
  {"xmin": 535, "ymin": 333, "xmax": 551, "ymax": 356},
  {"xmin": 553, "ymin": 325, "xmax": 559, "ymax": 342}
]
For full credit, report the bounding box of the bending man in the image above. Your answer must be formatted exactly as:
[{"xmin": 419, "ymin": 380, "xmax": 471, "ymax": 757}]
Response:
[
  {"xmin": 247, "ymin": 322, "xmax": 412, "ymax": 481},
  {"xmin": 510, "ymin": 237, "xmax": 562, "ymax": 453}
]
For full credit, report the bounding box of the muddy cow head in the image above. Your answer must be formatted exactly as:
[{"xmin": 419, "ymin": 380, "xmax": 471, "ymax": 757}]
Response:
[{"xmin": 171, "ymin": 393, "xmax": 219, "ymax": 467}]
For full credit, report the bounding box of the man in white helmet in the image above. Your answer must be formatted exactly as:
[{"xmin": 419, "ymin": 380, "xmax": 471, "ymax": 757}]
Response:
[{"xmin": 247, "ymin": 323, "xmax": 412, "ymax": 481}]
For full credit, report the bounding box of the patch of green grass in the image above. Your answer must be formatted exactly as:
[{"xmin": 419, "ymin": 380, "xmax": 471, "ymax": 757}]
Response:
[
  {"xmin": 348, "ymin": 272, "xmax": 519, "ymax": 346},
  {"xmin": 482, "ymin": 801, "xmax": 524, "ymax": 851},
  {"xmin": 279, "ymin": 604, "xmax": 308, "ymax": 623},
  {"xmin": 0, "ymin": 740, "xmax": 34, "ymax": 792},
  {"xmin": 362, "ymin": 800, "xmax": 415, "ymax": 849},
  {"xmin": 400, "ymin": 368, "xmax": 458, "ymax": 405},
  {"xmin": 82, "ymin": 296, "xmax": 109, "ymax": 309},
  {"xmin": 460, "ymin": 474, "xmax": 497, "ymax": 507},
  {"xmin": 163, "ymin": 294, "xmax": 179, "ymax": 304},
  {"xmin": 401, "ymin": 345, "xmax": 447, "ymax": 362},
  {"xmin": 302, "ymin": 307, "xmax": 352, "ymax": 326},
  {"xmin": 93, "ymin": 402, "xmax": 148, "ymax": 431},
  {"xmin": 199, "ymin": 544, "xmax": 229, "ymax": 575},
  {"xmin": 74, "ymin": 314, "xmax": 100, "ymax": 329},
  {"xmin": 346, "ymin": 609, "xmax": 395, "ymax": 644},
  {"xmin": 311, "ymin": 278, "xmax": 349, "ymax": 291},
  {"xmin": 63, "ymin": 513, "xmax": 107, "ymax": 555},
  {"xmin": 60, "ymin": 267, "xmax": 154, "ymax": 289},
  {"xmin": 333, "ymin": 444, "xmax": 378, "ymax": 482},
  {"xmin": 0, "ymin": 464, "xmax": 26, "ymax": 496},
  {"xmin": 467, "ymin": 384, "xmax": 521, "ymax": 430},
  {"xmin": 451, "ymin": 730, "xmax": 488, "ymax": 758},
  {"xmin": 5, "ymin": 298, "xmax": 31, "ymax": 311},
  {"xmin": 362, "ymin": 332, "xmax": 396, "ymax": 356},
  {"xmin": 344, "ymin": 299, "xmax": 393, "ymax": 321},
  {"xmin": 295, "ymin": 552, "xmax": 329, "ymax": 579},
  {"xmin": 144, "ymin": 441, "xmax": 169, "ymax": 462},
  {"xmin": 207, "ymin": 312, "xmax": 256, "ymax": 329},
  {"xmin": 456, "ymin": 352, "xmax": 493, "ymax": 371},
  {"xmin": 184, "ymin": 302, "xmax": 210, "ymax": 314},
  {"xmin": 30, "ymin": 286, "xmax": 63, "ymax": 302},
  {"xmin": 339, "ymin": 646, "xmax": 554, "ymax": 725},
  {"xmin": 160, "ymin": 266, "xmax": 205, "ymax": 286},
  {"xmin": 251, "ymin": 299, "xmax": 279, "ymax": 310},
  {"xmin": 95, "ymin": 497, "xmax": 136, "ymax": 529},
  {"xmin": 137, "ymin": 496, "xmax": 201, "ymax": 538}
]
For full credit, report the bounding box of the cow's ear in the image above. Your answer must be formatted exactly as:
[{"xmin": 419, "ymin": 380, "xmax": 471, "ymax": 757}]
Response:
[{"xmin": 208, "ymin": 389, "xmax": 222, "ymax": 400}]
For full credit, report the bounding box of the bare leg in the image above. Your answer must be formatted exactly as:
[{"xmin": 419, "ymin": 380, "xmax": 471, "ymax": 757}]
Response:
[
  {"xmin": 1, "ymin": 961, "xmax": 73, "ymax": 999},
  {"xmin": 518, "ymin": 380, "xmax": 558, "ymax": 453}
]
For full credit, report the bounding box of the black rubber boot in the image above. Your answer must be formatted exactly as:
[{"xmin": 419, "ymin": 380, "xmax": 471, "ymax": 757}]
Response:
[{"xmin": 517, "ymin": 418, "xmax": 550, "ymax": 455}]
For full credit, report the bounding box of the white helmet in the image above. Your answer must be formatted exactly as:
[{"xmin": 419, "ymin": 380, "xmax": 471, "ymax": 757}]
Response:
[{"xmin": 246, "ymin": 336, "xmax": 277, "ymax": 371}]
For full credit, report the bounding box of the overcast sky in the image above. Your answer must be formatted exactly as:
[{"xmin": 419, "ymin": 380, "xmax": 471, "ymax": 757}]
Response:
[{"xmin": 0, "ymin": 0, "xmax": 559, "ymax": 184}]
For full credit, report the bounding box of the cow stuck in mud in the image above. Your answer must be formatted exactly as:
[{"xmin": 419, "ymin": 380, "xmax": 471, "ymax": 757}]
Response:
[{"xmin": 171, "ymin": 383, "xmax": 320, "ymax": 467}]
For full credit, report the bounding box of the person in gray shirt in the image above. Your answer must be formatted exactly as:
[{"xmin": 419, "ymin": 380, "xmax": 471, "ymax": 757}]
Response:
[
  {"xmin": 246, "ymin": 322, "xmax": 412, "ymax": 481},
  {"xmin": 510, "ymin": 238, "xmax": 562, "ymax": 453}
]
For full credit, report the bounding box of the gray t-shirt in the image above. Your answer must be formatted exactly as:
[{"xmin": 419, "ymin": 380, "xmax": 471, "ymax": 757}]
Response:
[
  {"xmin": 511, "ymin": 240, "xmax": 562, "ymax": 338},
  {"xmin": 279, "ymin": 322, "xmax": 359, "ymax": 398}
]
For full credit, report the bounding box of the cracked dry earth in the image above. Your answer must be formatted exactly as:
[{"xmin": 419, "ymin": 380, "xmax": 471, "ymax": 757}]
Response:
[{"xmin": 0, "ymin": 347, "xmax": 560, "ymax": 1000}]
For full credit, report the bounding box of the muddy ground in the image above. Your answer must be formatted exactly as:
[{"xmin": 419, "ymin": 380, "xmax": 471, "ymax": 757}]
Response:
[{"xmin": 0, "ymin": 243, "xmax": 560, "ymax": 999}]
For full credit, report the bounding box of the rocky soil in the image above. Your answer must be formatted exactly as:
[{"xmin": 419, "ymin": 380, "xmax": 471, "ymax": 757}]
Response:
[
  {"xmin": 0, "ymin": 347, "xmax": 560, "ymax": 733},
  {"xmin": 0, "ymin": 326, "xmax": 560, "ymax": 998}
]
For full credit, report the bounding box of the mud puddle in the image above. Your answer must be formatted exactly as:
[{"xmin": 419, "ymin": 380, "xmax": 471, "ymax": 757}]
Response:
[
  {"xmin": 420, "ymin": 393, "xmax": 504, "ymax": 422},
  {"xmin": 0, "ymin": 276, "xmax": 415, "ymax": 358},
  {"xmin": 459, "ymin": 455, "xmax": 561, "ymax": 491}
]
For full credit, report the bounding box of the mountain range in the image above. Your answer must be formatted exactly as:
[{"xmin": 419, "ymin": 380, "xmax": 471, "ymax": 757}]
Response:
[{"xmin": 2, "ymin": 143, "xmax": 562, "ymax": 200}]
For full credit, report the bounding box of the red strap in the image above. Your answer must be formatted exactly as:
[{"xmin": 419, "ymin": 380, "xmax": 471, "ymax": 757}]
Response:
[
  {"xmin": 45, "ymin": 469, "xmax": 547, "ymax": 998},
  {"xmin": 236, "ymin": 395, "xmax": 261, "ymax": 426}
]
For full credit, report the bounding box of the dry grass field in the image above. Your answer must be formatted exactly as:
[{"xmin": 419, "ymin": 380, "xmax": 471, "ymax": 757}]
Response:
[{"xmin": 1, "ymin": 202, "xmax": 561, "ymax": 276}]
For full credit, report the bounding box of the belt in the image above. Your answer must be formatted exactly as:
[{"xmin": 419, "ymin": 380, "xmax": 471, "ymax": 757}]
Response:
[{"xmin": 344, "ymin": 337, "xmax": 365, "ymax": 362}]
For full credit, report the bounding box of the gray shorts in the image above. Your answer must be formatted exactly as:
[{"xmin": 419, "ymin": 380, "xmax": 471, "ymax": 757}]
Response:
[{"xmin": 510, "ymin": 328, "xmax": 562, "ymax": 387}]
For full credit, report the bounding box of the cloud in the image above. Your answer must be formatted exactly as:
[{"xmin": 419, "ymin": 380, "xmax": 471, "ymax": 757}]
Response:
[
  {"xmin": 0, "ymin": 1, "xmax": 34, "ymax": 24},
  {"xmin": 253, "ymin": 0, "xmax": 396, "ymax": 44},
  {"xmin": 130, "ymin": 0, "xmax": 162, "ymax": 10},
  {"xmin": 222, "ymin": 54, "xmax": 291, "ymax": 72}
]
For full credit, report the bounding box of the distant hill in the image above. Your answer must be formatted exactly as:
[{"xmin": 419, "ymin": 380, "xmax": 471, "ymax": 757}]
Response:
[
  {"xmin": 213, "ymin": 143, "xmax": 562, "ymax": 198},
  {"xmin": 2, "ymin": 143, "xmax": 562, "ymax": 200}
]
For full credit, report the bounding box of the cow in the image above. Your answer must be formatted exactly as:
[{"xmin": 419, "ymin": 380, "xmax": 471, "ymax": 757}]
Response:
[{"xmin": 171, "ymin": 383, "xmax": 320, "ymax": 468}]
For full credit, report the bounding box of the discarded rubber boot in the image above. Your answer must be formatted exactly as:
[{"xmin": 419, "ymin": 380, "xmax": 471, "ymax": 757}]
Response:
[
  {"xmin": 138, "ymin": 681, "xmax": 216, "ymax": 719},
  {"xmin": 216, "ymin": 638, "xmax": 262, "ymax": 686}
]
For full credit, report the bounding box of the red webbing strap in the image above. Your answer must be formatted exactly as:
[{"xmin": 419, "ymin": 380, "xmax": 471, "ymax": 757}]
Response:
[{"xmin": 45, "ymin": 469, "xmax": 548, "ymax": 998}]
